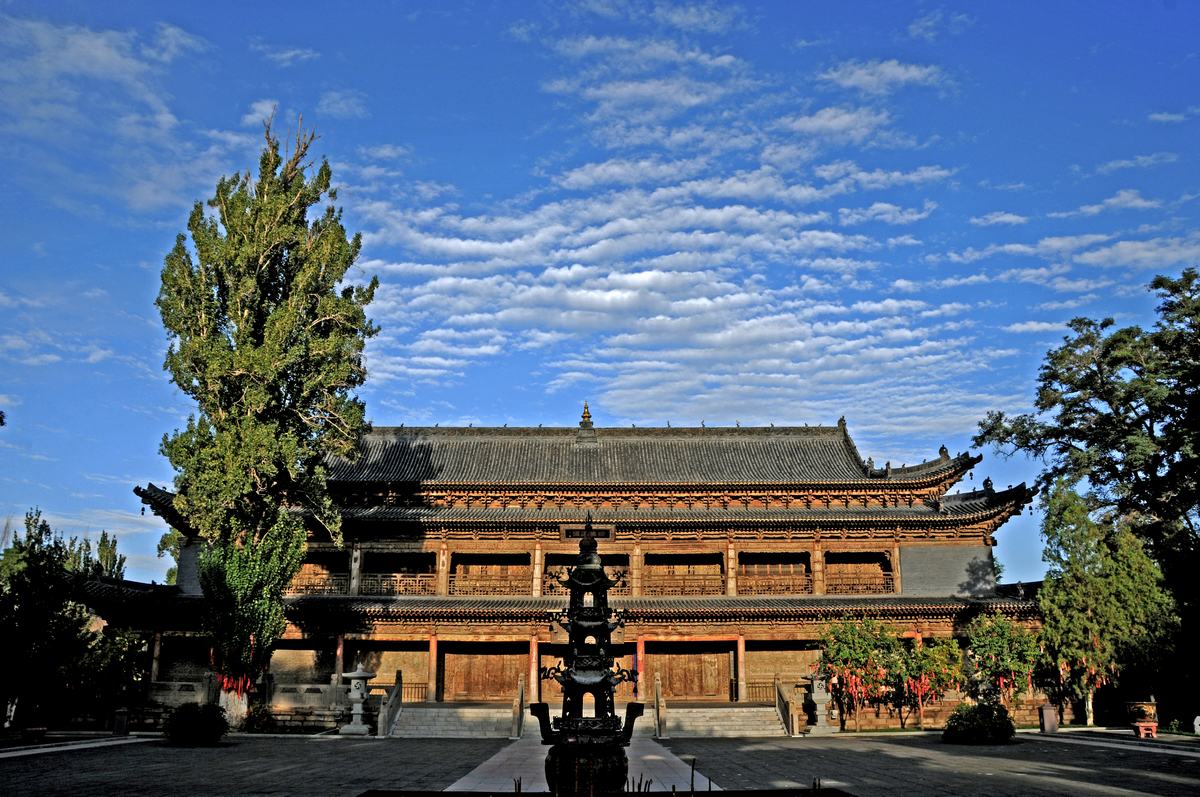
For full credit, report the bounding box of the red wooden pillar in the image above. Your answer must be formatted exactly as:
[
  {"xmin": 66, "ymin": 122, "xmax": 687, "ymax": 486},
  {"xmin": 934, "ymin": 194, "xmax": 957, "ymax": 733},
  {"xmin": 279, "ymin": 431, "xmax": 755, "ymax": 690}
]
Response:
[
  {"xmin": 529, "ymin": 636, "xmax": 540, "ymax": 702},
  {"xmin": 426, "ymin": 635, "xmax": 438, "ymax": 702},
  {"xmin": 636, "ymin": 635, "xmax": 646, "ymax": 699},
  {"xmin": 735, "ymin": 634, "xmax": 748, "ymax": 703}
]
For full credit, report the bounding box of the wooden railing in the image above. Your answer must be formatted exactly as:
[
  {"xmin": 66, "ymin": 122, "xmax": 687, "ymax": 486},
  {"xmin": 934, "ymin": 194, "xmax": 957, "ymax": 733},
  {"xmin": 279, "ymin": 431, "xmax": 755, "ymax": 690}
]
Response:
[
  {"xmin": 825, "ymin": 573, "xmax": 895, "ymax": 595},
  {"xmin": 374, "ymin": 678, "xmax": 427, "ymax": 703},
  {"xmin": 642, "ymin": 574, "xmax": 725, "ymax": 596},
  {"xmin": 449, "ymin": 569, "xmax": 533, "ymax": 596},
  {"xmin": 738, "ymin": 574, "xmax": 814, "ymax": 595},
  {"xmin": 359, "ymin": 573, "xmax": 437, "ymax": 596},
  {"xmin": 744, "ymin": 680, "xmax": 776, "ymax": 703},
  {"xmin": 542, "ymin": 573, "xmax": 631, "ymax": 597},
  {"xmin": 285, "ymin": 574, "xmax": 350, "ymax": 595}
]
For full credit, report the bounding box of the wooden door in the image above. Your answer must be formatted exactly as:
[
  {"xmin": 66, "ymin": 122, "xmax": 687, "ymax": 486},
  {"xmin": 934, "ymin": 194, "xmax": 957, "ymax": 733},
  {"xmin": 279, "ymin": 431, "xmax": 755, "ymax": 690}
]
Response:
[
  {"xmin": 645, "ymin": 642, "xmax": 733, "ymax": 701},
  {"xmin": 441, "ymin": 643, "xmax": 526, "ymax": 702}
]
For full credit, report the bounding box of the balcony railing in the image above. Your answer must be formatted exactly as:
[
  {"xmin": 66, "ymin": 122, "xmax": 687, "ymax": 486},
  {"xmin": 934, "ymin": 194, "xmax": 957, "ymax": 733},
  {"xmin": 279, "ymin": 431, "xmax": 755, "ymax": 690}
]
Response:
[
  {"xmin": 825, "ymin": 573, "xmax": 895, "ymax": 595},
  {"xmin": 359, "ymin": 573, "xmax": 437, "ymax": 596},
  {"xmin": 642, "ymin": 574, "xmax": 726, "ymax": 596},
  {"xmin": 449, "ymin": 569, "xmax": 533, "ymax": 596},
  {"xmin": 542, "ymin": 572, "xmax": 631, "ymax": 597},
  {"xmin": 738, "ymin": 574, "xmax": 814, "ymax": 595},
  {"xmin": 285, "ymin": 574, "xmax": 349, "ymax": 596}
]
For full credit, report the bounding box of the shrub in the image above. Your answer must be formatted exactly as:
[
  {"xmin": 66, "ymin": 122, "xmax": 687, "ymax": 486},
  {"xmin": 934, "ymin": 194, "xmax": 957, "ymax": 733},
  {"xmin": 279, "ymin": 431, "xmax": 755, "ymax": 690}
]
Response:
[
  {"xmin": 163, "ymin": 703, "xmax": 229, "ymax": 746},
  {"xmin": 241, "ymin": 702, "xmax": 276, "ymax": 733},
  {"xmin": 941, "ymin": 702, "xmax": 1015, "ymax": 745}
]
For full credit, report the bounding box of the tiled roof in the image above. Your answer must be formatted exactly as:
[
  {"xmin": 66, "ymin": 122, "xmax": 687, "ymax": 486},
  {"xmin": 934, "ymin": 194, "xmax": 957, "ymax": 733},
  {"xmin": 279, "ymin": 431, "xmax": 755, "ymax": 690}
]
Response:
[
  {"xmin": 340, "ymin": 483, "xmax": 1032, "ymax": 526},
  {"xmin": 325, "ymin": 424, "xmax": 973, "ymax": 486},
  {"xmin": 286, "ymin": 593, "xmax": 1039, "ymax": 622}
]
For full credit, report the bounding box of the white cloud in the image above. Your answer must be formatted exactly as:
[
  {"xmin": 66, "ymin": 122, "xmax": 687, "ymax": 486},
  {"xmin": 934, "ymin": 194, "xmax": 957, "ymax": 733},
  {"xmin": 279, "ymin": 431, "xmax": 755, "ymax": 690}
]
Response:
[
  {"xmin": 970, "ymin": 211, "xmax": 1028, "ymax": 226},
  {"xmin": 651, "ymin": 1, "xmax": 741, "ymax": 33},
  {"xmin": 781, "ymin": 106, "xmax": 890, "ymax": 143},
  {"xmin": 555, "ymin": 157, "xmax": 709, "ymax": 189},
  {"xmin": 251, "ymin": 40, "xmax": 320, "ymax": 66},
  {"xmin": 907, "ymin": 9, "xmax": 973, "ymax": 41},
  {"xmin": 1048, "ymin": 189, "xmax": 1160, "ymax": 218},
  {"xmin": 1094, "ymin": 152, "xmax": 1178, "ymax": 175},
  {"xmin": 317, "ymin": 89, "xmax": 369, "ymax": 119},
  {"xmin": 839, "ymin": 200, "xmax": 936, "ymax": 226},
  {"xmin": 1148, "ymin": 107, "xmax": 1197, "ymax": 123},
  {"xmin": 1073, "ymin": 234, "xmax": 1200, "ymax": 269},
  {"xmin": 141, "ymin": 23, "xmax": 207, "ymax": 63},
  {"xmin": 240, "ymin": 99, "xmax": 277, "ymax": 127},
  {"xmin": 942, "ymin": 233, "xmax": 1112, "ymax": 263},
  {"xmin": 819, "ymin": 59, "xmax": 943, "ymax": 95},
  {"xmin": 1003, "ymin": 321, "xmax": 1066, "ymax": 333}
]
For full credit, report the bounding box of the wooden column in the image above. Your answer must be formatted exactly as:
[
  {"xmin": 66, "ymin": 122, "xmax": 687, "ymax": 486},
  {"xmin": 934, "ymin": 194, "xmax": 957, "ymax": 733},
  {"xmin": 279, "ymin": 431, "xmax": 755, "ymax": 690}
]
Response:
[
  {"xmin": 631, "ymin": 543, "xmax": 643, "ymax": 597},
  {"xmin": 436, "ymin": 542, "xmax": 450, "ymax": 596},
  {"xmin": 333, "ymin": 634, "xmax": 345, "ymax": 706},
  {"xmin": 532, "ymin": 541, "xmax": 544, "ymax": 597},
  {"xmin": 349, "ymin": 543, "xmax": 363, "ymax": 595},
  {"xmin": 529, "ymin": 636, "xmax": 540, "ymax": 703},
  {"xmin": 149, "ymin": 632, "xmax": 162, "ymax": 682},
  {"xmin": 725, "ymin": 540, "xmax": 737, "ymax": 596},
  {"xmin": 891, "ymin": 543, "xmax": 902, "ymax": 594},
  {"xmin": 735, "ymin": 635, "xmax": 748, "ymax": 702},
  {"xmin": 812, "ymin": 542, "xmax": 826, "ymax": 595},
  {"xmin": 426, "ymin": 635, "xmax": 439, "ymax": 702},
  {"xmin": 636, "ymin": 635, "xmax": 646, "ymax": 700}
]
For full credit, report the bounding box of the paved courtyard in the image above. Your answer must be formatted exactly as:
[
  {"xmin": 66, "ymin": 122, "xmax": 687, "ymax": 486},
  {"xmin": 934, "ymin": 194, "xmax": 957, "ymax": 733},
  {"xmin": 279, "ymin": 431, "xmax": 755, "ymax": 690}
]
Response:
[
  {"xmin": 663, "ymin": 732, "xmax": 1200, "ymax": 796},
  {"xmin": 1, "ymin": 730, "xmax": 1198, "ymax": 795}
]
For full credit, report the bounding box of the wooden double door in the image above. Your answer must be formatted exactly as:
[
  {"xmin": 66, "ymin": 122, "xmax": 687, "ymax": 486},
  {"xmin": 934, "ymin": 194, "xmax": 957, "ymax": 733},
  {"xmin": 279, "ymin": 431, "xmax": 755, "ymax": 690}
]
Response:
[
  {"xmin": 644, "ymin": 642, "xmax": 735, "ymax": 702},
  {"xmin": 439, "ymin": 642, "xmax": 526, "ymax": 702}
]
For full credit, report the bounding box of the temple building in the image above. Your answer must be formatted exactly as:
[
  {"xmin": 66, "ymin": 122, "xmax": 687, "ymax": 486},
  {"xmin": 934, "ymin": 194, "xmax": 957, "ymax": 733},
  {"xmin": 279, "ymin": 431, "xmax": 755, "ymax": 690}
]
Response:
[{"xmin": 119, "ymin": 411, "xmax": 1036, "ymax": 728}]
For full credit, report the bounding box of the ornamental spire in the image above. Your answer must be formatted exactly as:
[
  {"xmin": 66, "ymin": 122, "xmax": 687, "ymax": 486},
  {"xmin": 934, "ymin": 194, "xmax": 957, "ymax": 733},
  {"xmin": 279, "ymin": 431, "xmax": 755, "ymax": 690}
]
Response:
[{"xmin": 580, "ymin": 401, "xmax": 593, "ymax": 429}]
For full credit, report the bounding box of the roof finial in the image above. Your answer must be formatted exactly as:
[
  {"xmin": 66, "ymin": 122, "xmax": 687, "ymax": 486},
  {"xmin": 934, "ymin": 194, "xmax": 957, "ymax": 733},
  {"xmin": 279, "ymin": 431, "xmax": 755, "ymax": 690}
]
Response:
[{"xmin": 580, "ymin": 401, "xmax": 593, "ymax": 429}]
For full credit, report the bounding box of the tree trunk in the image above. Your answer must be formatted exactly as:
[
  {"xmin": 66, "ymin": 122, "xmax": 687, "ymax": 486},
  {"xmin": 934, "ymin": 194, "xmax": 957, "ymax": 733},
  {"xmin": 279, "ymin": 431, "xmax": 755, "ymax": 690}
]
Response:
[{"xmin": 1084, "ymin": 689, "xmax": 1094, "ymax": 727}]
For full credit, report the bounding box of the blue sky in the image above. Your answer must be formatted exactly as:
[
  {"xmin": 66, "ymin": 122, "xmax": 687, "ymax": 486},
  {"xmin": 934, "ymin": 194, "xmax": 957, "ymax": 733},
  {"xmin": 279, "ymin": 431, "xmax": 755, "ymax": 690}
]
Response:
[{"xmin": 1, "ymin": 1, "xmax": 1197, "ymax": 584}]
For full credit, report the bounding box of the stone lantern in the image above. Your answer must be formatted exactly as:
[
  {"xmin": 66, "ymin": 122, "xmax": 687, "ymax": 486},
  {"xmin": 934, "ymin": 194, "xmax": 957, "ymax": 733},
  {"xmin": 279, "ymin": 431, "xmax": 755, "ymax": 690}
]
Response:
[{"xmin": 339, "ymin": 668, "xmax": 376, "ymax": 736}]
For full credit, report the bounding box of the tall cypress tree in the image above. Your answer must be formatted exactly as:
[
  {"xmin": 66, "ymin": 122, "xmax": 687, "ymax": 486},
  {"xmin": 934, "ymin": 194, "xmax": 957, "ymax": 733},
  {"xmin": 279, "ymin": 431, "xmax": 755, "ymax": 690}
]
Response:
[
  {"xmin": 157, "ymin": 122, "xmax": 377, "ymax": 694},
  {"xmin": 1038, "ymin": 482, "xmax": 1175, "ymax": 725}
]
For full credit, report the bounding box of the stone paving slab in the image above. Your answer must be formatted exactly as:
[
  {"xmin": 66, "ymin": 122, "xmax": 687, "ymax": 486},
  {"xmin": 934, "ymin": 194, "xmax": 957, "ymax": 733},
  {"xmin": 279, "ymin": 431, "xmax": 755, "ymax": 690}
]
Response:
[
  {"xmin": 446, "ymin": 735, "xmax": 720, "ymax": 792},
  {"xmin": 662, "ymin": 733, "xmax": 1200, "ymax": 796},
  {"xmin": 0, "ymin": 736, "xmax": 507, "ymax": 796}
]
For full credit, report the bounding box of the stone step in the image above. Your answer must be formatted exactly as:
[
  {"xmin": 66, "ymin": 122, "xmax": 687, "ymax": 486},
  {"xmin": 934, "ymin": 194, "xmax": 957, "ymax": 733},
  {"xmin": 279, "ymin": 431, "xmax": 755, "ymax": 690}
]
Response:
[
  {"xmin": 660, "ymin": 707, "xmax": 785, "ymax": 738},
  {"xmin": 390, "ymin": 706, "xmax": 516, "ymax": 738}
]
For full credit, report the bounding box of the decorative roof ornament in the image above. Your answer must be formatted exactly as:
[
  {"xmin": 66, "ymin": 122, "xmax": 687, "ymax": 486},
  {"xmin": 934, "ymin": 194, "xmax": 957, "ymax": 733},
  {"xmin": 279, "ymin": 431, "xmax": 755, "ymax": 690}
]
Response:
[{"xmin": 580, "ymin": 401, "xmax": 593, "ymax": 429}]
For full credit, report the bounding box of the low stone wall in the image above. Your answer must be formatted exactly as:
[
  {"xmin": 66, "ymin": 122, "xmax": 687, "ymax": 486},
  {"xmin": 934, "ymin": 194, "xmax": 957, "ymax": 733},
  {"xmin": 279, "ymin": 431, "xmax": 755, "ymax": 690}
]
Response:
[{"xmin": 829, "ymin": 691, "xmax": 1069, "ymax": 731}]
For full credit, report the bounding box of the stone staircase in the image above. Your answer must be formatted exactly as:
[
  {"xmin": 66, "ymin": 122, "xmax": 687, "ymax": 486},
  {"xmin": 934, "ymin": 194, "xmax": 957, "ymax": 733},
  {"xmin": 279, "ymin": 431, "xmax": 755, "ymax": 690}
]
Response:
[
  {"xmin": 389, "ymin": 704, "xmax": 517, "ymax": 738},
  {"xmin": 657, "ymin": 705, "xmax": 786, "ymax": 737}
]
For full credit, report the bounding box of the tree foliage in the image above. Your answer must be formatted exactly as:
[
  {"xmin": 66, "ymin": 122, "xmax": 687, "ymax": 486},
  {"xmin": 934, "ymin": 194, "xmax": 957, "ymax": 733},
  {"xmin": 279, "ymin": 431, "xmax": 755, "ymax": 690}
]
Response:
[
  {"xmin": 1037, "ymin": 481, "xmax": 1175, "ymax": 724},
  {"xmin": 0, "ymin": 510, "xmax": 143, "ymax": 729},
  {"xmin": 157, "ymin": 529, "xmax": 183, "ymax": 585},
  {"xmin": 962, "ymin": 614, "xmax": 1039, "ymax": 707},
  {"xmin": 66, "ymin": 530, "xmax": 127, "ymax": 580},
  {"xmin": 891, "ymin": 637, "xmax": 962, "ymax": 728},
  {"xmin": 974, "ymin": 269, "xmax": 1200, "ymax": 616},
  {"xmin": 819, "ymin": 618, "xmax": 899, "ymax": 731},
  {"xmin": 157, "ymin": 122, "xmax": 377, "ymax": 693}
]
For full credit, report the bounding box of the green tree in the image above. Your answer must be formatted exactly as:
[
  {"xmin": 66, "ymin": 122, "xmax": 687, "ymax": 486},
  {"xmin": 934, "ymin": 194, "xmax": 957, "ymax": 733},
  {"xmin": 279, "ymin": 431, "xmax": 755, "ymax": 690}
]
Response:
[
  {"xmin": 65, "ymin": 530, "xmax": 126, "ymax": 579},
  {"xmin": 974, "ymin": 269, "xmax": 1199, "ymax": 620},
  {"xmin": 1038, "ymin": 481, "xmax": 1175, "ymax": 725},
  {"xmin": 891, "ymin": 637, "xmax": 962, "ymax": 729},
  {"xmin": 156, "ymin": 529, "xmax": 183, "ymax": 585},
  {"xmin": 156, "ymin": 122, "xmax": 377, "ymax": 694},
  {"xmin": 819, "ymin": 618, "xmax": 898, "ymax": 731},
  {"xmin": 962, "ymin": 614, "xmax": 1039, "ymax": 708},
  {"xmin": 0, "ymin": 510, "xmax": 96, "ymax": 728}
]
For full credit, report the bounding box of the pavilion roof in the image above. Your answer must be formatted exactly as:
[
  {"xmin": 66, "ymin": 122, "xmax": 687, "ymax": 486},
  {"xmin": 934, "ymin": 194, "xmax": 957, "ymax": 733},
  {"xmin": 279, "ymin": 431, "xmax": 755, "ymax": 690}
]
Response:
[
  {"xmin": 325, "ymin": 422, "xmax": 977, "ymax": 487},
  {"xmin": 339, "ymin": 483, "xmax": 1033, "ymax": 528}
]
